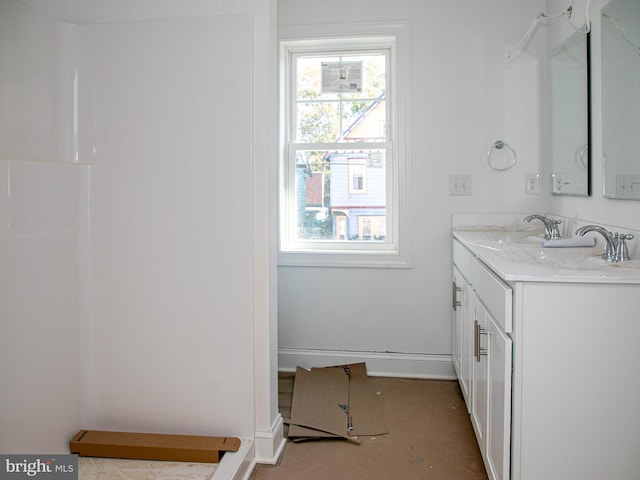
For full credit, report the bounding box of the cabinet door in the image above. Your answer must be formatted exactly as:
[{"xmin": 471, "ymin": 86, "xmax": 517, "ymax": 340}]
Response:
[
  {"xmin": 460, "ymin": 274, "xmax": 474, "ymax": 411},
  {"xmin": 452, "ymin": 269, "xmax": 464, "ymax": 377},
  {"xmin": 452, "ymin": 267, "xmax": 472, "ymax": 407},
  {"xmin": 486, "ymin": 313, "xmax": 512, "ymax": 480},
  {"xmin": 470, "ymin": 298, "xmax": 488, "ymax": 448}
]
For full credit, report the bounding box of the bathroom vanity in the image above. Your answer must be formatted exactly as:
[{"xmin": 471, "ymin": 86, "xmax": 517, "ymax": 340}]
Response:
[{"xmin": 452, "ymin": 220, "xmax": 640, "ymax": 480}]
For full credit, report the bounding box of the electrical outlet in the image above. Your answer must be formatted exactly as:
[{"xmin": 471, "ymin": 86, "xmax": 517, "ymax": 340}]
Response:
[
  {"xmin": 525, "ymin": 173, "xmax": 539, "ymax": 195},
  {"xmin": 449, "ymin": 175, "xmax": 472, "ymax": 195},
  {"xmin": 552, "ymin": 173, "xmax": 569, "ymax": 193},
  {"xmin": 615, "ymin": 175, "xmax": 640, "ymax": 197}
]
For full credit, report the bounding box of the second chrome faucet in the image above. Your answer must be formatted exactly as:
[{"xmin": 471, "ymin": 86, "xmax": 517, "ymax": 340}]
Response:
[
  {"xmin": 524, "ymin": 214, "xmax": 562, "ymax": 240},
  {"xmin": 576, "ymin": 225, "xmax": 635, "ymax": 263}
]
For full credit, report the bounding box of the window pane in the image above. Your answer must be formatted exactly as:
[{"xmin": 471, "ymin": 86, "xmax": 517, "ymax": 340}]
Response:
[
  {"xmin": 342, "ymin": 100, "xmax": 385, "ymax": 141},
  {"xmin": 339, "ymin": 55, "xmax": 386, "ymax": 100},
  {"xmin": 294, "ymin": 53, "xmax": 387, "ymax": 143},
  {"xmin": 296, "ymin": 57, "xmax": 340, "ymax": 101},
  {"xmin": 293, "ymin": 149, "xmax": 386, "ymax": 242},
  {"xmin": 296, "ymin": 101, "xmax": 340, "ymax": 143}
]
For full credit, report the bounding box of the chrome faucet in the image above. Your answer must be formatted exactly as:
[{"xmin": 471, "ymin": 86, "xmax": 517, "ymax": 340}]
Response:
[
  {"xmin": 575, "ymin": 225, "xmax": 635, "ymax": 263},
  {"xmin": 524, "ymin": 214, "xmax": 561, "ymax": 240},
  {"xmin": 616, "ymin": 233, "xmax": 634, "ymax": 262}
]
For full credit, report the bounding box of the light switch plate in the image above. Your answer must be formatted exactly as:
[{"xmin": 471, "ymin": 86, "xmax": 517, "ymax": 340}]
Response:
[{"xmin": 449, "ymin": 175, "xmax": 472, "ymax": 195}]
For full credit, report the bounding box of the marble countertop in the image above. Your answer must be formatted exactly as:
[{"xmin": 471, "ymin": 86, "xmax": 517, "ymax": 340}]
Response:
[{"xmin": 453, "ymin": 227, "xmax": 640, "ymax": 284}]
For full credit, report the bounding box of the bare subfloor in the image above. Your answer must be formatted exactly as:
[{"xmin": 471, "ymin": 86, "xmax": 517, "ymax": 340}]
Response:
[{"xmin": 251, "ymin": 374, "xmax": 488, "ymax": 480}]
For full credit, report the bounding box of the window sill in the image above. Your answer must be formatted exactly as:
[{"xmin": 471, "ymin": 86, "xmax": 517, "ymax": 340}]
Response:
[{"xmin": 278, "ymin": 250, "xmax": 412, "ymax": 268}]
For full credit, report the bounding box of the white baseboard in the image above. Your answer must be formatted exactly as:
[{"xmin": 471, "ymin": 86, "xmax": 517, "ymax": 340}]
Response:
[
  {"xmin": 212, "ymin": 437, "xmax": 254, "ymax": 480},
  {"xmin": 278, "ymin": 348, "xmax": 456, "ymax": 379},
  {"xmin": 254, "ymin": 414, "xmax": 287, "ymax": 464},
  {"xmin": 211, "ymin": 415, "xmax": 285, "ymax": 480}
]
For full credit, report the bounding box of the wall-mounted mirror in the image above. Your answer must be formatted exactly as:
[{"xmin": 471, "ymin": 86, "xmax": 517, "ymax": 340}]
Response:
[
  {"xmin": 549, "ymin": 30, "xmax": 591, "ymax": 196},
  {"xmin": 602, "ymin": 0, "xmax": 640, "ymax": 199}
]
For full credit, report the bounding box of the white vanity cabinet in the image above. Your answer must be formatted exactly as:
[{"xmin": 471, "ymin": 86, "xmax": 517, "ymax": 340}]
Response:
[
  {"xmin": 453, "ymin": 231, "xmax": 640, "ymax": 480},
  {"xmin": 510, "ymin": 281, "xmax": 640, "ymax": 480},
  {"xmin": 453, "ymin": 239, "xmax": 512, "ymax": 480}
]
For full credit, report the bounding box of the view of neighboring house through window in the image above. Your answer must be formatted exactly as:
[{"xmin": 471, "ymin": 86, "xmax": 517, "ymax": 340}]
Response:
[{"xmin": 281, "ymin": 37, "xmax": 400, "ymax": 259}]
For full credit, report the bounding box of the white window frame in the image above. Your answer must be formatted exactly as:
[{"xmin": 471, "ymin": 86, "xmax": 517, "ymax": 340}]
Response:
[{"xmin": 278, "ymin": 22, "xmax": 411, "ymax": 268}]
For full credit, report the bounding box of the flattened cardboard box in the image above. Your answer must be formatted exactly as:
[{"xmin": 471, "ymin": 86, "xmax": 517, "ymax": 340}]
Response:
[
  {"xmin": 287, "ymin": 362, "xmax": 389, "ymax": 441},
  {"xmin": 287, "ymin": 365, "xmax": 349, "ymax": 440},
  {"xmin": 70, "ymin": 430, "xmax": 240, "ymax": 463}
]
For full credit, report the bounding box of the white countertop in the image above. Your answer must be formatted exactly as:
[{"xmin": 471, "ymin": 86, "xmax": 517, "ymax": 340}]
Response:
[{"xmin": 453, "ymin": 227, "xmax": 640, "ymax": 284}]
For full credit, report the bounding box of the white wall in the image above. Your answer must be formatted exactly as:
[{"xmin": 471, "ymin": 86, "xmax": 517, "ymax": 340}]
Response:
[
  {"xmin": 0, "ymin": 160, "xmax": 88, "ymax": 453},
  {"xmin": 548, "ymin": 0, "xmax": 640, "ymax": 230},
  {"xmin": 79, "ymin": 14, "xmax": 257, "ymax": 437},
  {"xmin": 0, "ymin": 1, "xmax": 87, "ymax": 453},
  {"xmin": 1, "ymin": 0, "xmax": 280, "ymax": 461},
  {"xmin": 277, "ymin": 0, "xmax": 549, "ymax": 376},
  {"xmin": 0, "ymin": 0, "xmax": 78, "ymax": 163},
  {"xmin": 19, "ymin": 0, "xmax": 269, "ymax": 23}
]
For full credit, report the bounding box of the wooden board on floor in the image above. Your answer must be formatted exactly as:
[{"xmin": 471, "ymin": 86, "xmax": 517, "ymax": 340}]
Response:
[{"xmin": 69, "ymin": 430, "xmax": 240, "ymax": 463}]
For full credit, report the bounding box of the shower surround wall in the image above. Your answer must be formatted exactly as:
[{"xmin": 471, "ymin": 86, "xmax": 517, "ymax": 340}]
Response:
[
  {"xmin": 0, "ymin": 160, "xmax": 88, "ymax": 453},
  {"xmin": 79, "ymin": 14, "xmax": 256, "ymax": 437},
  {"xmin": 0, "ymin": 0, "xmax": 87, "ymax": 452},
  {"xmin": 1, "ymin": 0, "xmax": 278, "ymax": 461}
]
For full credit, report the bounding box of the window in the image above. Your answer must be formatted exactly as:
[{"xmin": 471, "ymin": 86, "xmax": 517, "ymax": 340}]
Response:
[
  {"xmin": 348, "ymin": 158, "xmax": 367, "ymax": 194},
  {"xmin": 358, "ymin": 216, "xmax": 385, "ymax": 240},
  {"xmin": 279, "ymin": 23, "xmax": 410, "ymax": 267}
]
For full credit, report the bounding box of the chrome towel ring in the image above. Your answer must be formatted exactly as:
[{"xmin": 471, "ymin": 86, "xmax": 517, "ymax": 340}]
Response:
[{"xmin": 487, "ymin": 140, "xmax": 517, "ymax": 171}]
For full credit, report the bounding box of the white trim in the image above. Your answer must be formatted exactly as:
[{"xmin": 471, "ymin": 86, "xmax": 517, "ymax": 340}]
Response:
[
  {"xmin": 211, "ymin": 438, "xmax": 254, "ymax": 480},
  {"xmin": 250, "ymin": 10, "xmax": 281, "ymax": 480},
  {"xmin": 278, "ymin": 21, "xmax": 412, "ymax": 269},
  {"xmin": 278, "ymin": 21, "xmax": 411, "ymax": 43},
  {"xmin": 278, "ymin": 348, "xmax": 456, "ymax": 380},
  {"xmin": 278, "ymin": 250, "xmax": 412, "ymax": 268},
  {"xmin": 253, "ymin": 414, "xmax": 287, "ymax": 465}
]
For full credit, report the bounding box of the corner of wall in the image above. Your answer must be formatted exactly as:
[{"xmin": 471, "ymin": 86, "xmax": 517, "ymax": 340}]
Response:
[{"xmin": 254, "ymin": 414, "xmax": 287, "ymax": 464}]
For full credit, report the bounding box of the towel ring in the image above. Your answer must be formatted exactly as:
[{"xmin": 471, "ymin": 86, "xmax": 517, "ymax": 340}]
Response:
[{"xmin": 487, "ymin": 140, "xmax": 517, "ymax": 171}]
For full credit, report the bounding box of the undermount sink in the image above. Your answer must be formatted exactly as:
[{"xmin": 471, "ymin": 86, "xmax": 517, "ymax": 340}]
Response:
[{"xmin": 452, "ymin": 228, "xmax": 640, "ymax": 283}]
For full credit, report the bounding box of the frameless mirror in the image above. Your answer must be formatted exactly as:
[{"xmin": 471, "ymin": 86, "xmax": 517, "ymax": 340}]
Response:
[
  {"xmin": 602, "ymin": 0, "xmax": 640, "ymax": 199},
  {"xmin": 549, "ymin": 30, "xmax": 591, "ymax": 196}
]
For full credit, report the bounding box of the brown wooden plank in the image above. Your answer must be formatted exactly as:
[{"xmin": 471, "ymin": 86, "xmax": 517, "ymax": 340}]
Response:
[{"xmin": 69, "ymin": 430, "xmax": 240, "ymax": 463}]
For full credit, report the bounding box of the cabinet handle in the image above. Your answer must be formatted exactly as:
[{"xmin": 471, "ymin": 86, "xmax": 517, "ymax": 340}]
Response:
[
  {"xmin": 473, "ymin": 319, "xmax": 478, "ymax": 359},
  {"xmin": 452, "ymin": 281, "xmax": 462, "ymax": 311},
  {"xmin": 474, "ymin": 319, "xmax": 488, "ymax": 363}
]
